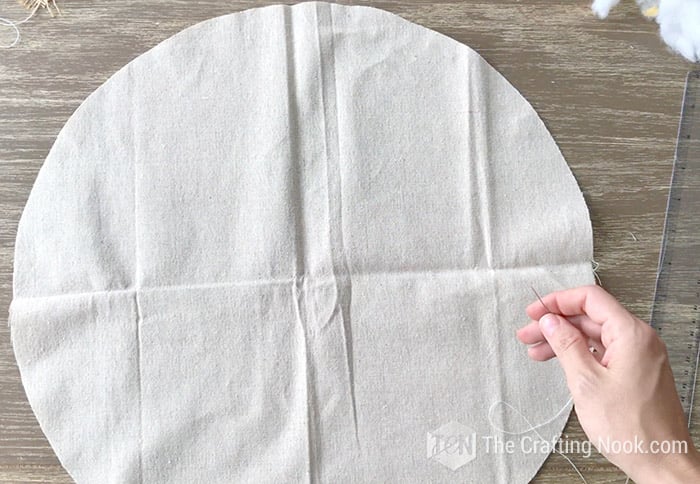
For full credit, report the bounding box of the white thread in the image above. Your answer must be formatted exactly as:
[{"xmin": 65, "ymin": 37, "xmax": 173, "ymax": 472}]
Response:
[
  {"xmin": 591, "ymin": 258, "xmax": 602, "ymax": 286},
  {"xmin": 487, "ymin": 397, "xmax": 573, "ymax": 435},
  {"xmin": 0, "ymin": 4, "xmax": 40, "ymax": 49},
  {"xmin": 488, "ymin": 397, "xmax": 588, "ymax": 484}
]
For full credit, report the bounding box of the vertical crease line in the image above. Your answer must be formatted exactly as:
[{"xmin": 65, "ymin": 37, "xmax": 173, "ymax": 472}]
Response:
[
  {"xmin": 293, "ymin": 278, "xmax": 315, "ymax": 484},
  {"xmin": 475, "ymin": 65, "xmax": 506, "ymax": 480},
  {"xmin": 468, "ymin": 62, "xmax": 494, "ymax": 270},
  {"xmin": 314, "ymin": 2, "xmax": 360, "ymax": 448},
  {"xmin": 467, "ymin": 59, "xmax": 506, "ymax": 479},
  {"xmin": 133, "ymin": 290, "xmax": 144, "ymax": 484},
  {"xmin": 482, "ymin": 93, "xmax": 504, "ymax": 477},
  {"xmin": 130, "ymin": 63, "xmax": 144, "ymax": 484},
  {"xmin": 283, "ymin": 7, "xmax": 315, "ymax": 483},
  {"xmin": 491, "ymin": 277, "xmax": 508, "ymax": 483}
]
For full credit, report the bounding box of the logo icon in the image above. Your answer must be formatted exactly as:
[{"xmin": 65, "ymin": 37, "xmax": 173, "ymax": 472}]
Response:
[{"xmin": 426, "ymin": 421, "xmax": 477, "ymax": 470}]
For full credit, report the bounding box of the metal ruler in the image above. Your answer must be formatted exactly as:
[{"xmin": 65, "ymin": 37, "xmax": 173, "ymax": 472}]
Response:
[{"xmin": 651, "ymin": 71, "xmax": 700, "ymax": 427}]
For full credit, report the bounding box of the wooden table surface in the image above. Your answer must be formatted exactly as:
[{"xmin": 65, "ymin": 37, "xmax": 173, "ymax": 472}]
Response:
[{"xmin": 0, "ymin": 0, "xmax": 695, "ymax": 482}]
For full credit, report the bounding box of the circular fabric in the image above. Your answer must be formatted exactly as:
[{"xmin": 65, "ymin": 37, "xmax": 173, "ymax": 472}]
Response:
[{"xmin": 10, "ymin": 3, "xmax": 593, "ymax": 483}]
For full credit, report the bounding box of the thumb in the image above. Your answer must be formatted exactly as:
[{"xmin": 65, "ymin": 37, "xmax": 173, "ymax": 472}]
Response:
[{"xmin": 539, "ymin": 313, "xmax": 601, "ymax": 382}]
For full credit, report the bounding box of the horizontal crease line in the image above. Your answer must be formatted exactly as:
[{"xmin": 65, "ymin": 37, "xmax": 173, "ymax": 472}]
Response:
[{"xmin": 10, "ymin": 260, "xmax": 593, "ymax": 302}]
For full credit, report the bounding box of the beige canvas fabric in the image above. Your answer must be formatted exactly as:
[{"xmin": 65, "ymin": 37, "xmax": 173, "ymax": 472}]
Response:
[{"xmin": 9, "ymin": 2, "xmax": 594, "ymax": 483}]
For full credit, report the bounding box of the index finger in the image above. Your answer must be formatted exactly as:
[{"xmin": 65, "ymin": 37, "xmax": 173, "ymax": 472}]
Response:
[{"xmin": 526, "ymin": 285, "xmax": 629, "ymax": 324}]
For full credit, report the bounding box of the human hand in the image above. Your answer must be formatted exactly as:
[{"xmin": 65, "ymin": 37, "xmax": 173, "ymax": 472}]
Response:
[{"xmin": 516, "ymin": 285, "xmax": 700, "ymax": 483}]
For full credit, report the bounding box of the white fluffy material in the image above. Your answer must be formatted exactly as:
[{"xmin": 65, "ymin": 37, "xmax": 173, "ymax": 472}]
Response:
[
  {"xmin": 657, "ymin": 0, "xmax": 700, "ymax": 62},
  {"xmin": 591, "ymin": 0, "xmax": 622, "ymax": 18},
  {"xmin": 591, "ymin": 0, "xmax": 700, "ymax": 62}
]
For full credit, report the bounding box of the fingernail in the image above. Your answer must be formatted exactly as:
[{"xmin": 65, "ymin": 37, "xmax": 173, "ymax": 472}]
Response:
[{"xmin": 539, "ymin": 314, "xmax": 559, "ymax": 337}]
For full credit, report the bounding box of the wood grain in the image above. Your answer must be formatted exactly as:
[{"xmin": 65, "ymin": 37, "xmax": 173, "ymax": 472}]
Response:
[{"xmin": 0, "ymin": 0, "xmax": 694, "ymax": 482}]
